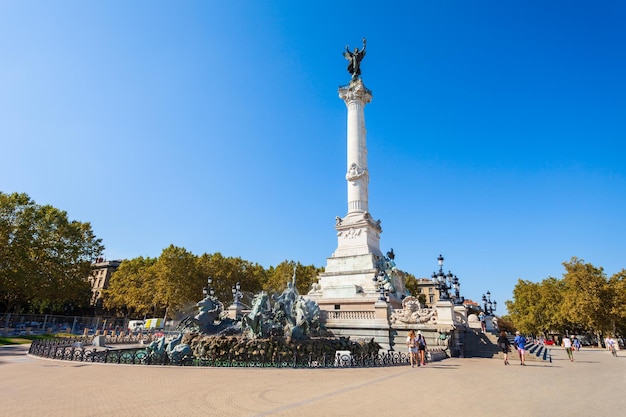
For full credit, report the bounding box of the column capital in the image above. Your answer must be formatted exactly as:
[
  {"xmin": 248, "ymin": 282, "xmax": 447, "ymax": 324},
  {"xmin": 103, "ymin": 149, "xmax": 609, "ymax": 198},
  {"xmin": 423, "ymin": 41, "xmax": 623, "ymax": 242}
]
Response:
[{"xmin": 339, "ymin": 79, "xmax": 372, "ymax": 104}]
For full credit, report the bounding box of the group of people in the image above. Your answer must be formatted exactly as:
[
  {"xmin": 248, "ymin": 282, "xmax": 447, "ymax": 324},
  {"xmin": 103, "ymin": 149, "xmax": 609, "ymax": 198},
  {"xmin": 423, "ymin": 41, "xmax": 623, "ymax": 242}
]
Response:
[
  {"xmin": 407, "ymin": 328, "xmax": 620, "ymax": 367},
  {"xmin": 498, "ymin": 331, "xmax": 622, "ymax": 365},
  {"xmin": 496, "ymin": 330, "xmax": 541, "ymax": 365},
  {"xmin": 498, "ymin": 331, "xmax": 576, "ymax": 365},
  {"xmin": 406, "ymin": 329, "xmax": 427, "ymax": 367},
  {"xmin": 605, "ymin": 336, "xmax": 619, "ymax": 355},
  {"xmin": 495, "ymin": 330, "xmax": 527, "ymax": 365}
]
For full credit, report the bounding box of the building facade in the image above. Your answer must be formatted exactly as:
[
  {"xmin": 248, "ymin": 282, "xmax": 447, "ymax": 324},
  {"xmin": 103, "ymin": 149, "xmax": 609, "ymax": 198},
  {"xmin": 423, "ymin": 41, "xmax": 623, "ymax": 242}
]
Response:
[{"xmin": 88, "ymin": 259, "xmax": 121, "ymax": 309}]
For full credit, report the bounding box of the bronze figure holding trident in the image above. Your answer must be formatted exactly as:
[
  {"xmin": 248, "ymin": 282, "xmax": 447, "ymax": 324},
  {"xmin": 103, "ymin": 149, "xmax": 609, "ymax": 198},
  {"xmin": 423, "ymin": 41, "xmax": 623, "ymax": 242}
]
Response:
[{"xmin": 343, "ymin": 38, "xmax": 366, "ymax": 80}]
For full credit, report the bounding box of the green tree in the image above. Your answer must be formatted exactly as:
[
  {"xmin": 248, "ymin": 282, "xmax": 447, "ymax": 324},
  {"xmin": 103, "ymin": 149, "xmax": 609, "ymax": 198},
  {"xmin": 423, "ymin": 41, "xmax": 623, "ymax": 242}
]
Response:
[
  {"xmin": 103, "ymin": 256, "xmax": 158, "ymax": 317},
  {"xmin": 507, "ymin": 257, "xmax": 623, "ymax": 342},
  {"xmin": 105, "ymin": 246, "xmax": 201, "ymax": 320},
  {"xmin": 403, "ymin": 272, "xmax": 419, "ymax": 296},
  {"xmin": 507, "ymin": 277, "xmax": 565, "ymax": 335},
  {"xmin": 605, "ymin": 269, "xmax": 626, "ymax": 336},
  {"xmin": 507, "ymin": 279, "xmax": 543, "ymax": 335},
  {"xmin": 104, "ymin": 249, "xmax": 326, "ymax": 319},
  {"xmin": 197, "ymin": 253, "xmax": 265, "ymax": 303},
  {"xmin": 0, "ymin": 192, "xmax": 103, "ymax": 313},
  {"xmin": 536, "ymin": 277, "xmax": 566, "ymax": 333},
  {"xmin": 263, "ymin": 260, "xmax": 323, "ymax": 296},
  {"xmin": 152, "ymin": 245, "xmax": 200, "ymax": 321},
  {"xmin": 496, "ymin": 316, "xmax": 516, "ymax": 334},
  {"xmin": 560, "ymin": 257, "xmax": 610, "ymax": 343}
]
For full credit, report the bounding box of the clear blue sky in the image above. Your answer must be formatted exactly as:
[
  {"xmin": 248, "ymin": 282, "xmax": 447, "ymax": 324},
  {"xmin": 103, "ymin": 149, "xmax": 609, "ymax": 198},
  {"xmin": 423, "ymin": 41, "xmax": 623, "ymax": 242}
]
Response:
[{"xmin": 2, "ymin": 1, "xmax": 625, "ymax": 309}]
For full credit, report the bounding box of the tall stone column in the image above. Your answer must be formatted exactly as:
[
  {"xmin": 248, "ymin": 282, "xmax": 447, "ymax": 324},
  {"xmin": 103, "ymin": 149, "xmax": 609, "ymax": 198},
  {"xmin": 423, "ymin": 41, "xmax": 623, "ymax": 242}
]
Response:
[
  {"xmin": 328, "ymin": 79, "xmax": 383, "ymax": 263},
  {"xmin": 313, "ymin": 78, "xmax": 383, "ymax": 297},
  {"xmin": 342, "ymin": 79, "xmax": 372, "ymax": 214},
  {"xmin": 305, "ymin": 47, "xmax": 393, "ymax": 351}
]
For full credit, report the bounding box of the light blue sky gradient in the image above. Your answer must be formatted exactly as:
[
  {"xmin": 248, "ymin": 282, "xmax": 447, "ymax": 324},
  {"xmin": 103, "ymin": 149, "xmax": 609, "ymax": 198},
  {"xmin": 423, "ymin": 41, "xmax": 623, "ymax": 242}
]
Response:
[{"xmin": 1, "ymin": 1, "xmax": 624, "ymax": 307}]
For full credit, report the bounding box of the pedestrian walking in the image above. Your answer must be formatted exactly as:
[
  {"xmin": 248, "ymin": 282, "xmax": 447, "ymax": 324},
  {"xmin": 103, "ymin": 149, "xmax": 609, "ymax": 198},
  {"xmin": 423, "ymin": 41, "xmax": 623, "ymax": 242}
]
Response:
[
  {"xmin": 406, "ymin": 330, "xmax": 418, "ymax": 367},
  {"xmin": 572, "ymin": 336, "xmax": 581, "ymax": 351},
  {"xmin": 417, "ymin": 331, "xmax": 427, "ymax": 366},
  {"xmin": 479, "ymin": 312, "xmax": 486, "ymax": 333},
  {"xmin": 607, "ymin": 336, "xmax": 617, "ymax": 356},
  {"xmin": 562, "ymin": 334, "xmax": 574, "ymax": 362},
  {"xmin": 497, "ymin": 331, "xmax": 511, "ymax": 365},
  {"xmin": 514, "ymin": 331, "xmax": 527, "ymax": 366}
]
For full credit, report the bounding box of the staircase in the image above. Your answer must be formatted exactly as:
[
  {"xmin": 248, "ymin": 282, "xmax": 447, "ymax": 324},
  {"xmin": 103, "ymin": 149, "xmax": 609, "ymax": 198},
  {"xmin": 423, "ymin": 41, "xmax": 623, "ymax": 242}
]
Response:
[
  {"xmin": 462, "ymin": 329, "xmax": 501, "ymax": 358},
  {"xmin": 462, "ymin": 329, "xmax": 552, "ymax": 362},
  {"xmin": 525, "ymin": 341, "xmax": 552, "ymax": 362}
]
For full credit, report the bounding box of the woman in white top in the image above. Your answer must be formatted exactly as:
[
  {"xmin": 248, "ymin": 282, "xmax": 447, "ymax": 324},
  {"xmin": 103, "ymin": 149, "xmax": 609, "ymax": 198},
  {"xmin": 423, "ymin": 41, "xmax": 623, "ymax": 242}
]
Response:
[
  {"xmin": 562, "ymin": 335, "xmax": 574, "ymax": 362},
  {"xmin": 406, "ymin": 330, "xmax": 418, "ymax": 367}
]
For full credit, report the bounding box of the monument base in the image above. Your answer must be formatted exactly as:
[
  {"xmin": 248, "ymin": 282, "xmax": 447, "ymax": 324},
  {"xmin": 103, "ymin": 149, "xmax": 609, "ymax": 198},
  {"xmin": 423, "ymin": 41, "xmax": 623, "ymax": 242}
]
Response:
[
  {"xmin": 434, "ymin": 300, "xmax": 457, "ymax": 326},
  {"xmin": 306, "ymin": 250, "xmax": 404, "ymax": 351},
  {"xmin": 314, "ymin": 298, "xmax": 392, "ymax": 351}
]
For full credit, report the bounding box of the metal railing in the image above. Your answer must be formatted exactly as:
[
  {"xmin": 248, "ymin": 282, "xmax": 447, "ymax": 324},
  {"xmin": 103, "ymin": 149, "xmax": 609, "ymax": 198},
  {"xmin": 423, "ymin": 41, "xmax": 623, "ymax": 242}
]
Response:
[{"xmin": 28, "ymin": 338, "xmax": 412, "ymax": 368}]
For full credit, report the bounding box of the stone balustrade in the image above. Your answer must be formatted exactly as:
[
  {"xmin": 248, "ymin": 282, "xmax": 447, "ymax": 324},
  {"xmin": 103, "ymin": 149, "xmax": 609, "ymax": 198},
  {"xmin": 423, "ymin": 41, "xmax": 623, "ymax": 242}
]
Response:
[{"xmin": 325, "ymin": 310, "xmax": 375, "ymax": 320}]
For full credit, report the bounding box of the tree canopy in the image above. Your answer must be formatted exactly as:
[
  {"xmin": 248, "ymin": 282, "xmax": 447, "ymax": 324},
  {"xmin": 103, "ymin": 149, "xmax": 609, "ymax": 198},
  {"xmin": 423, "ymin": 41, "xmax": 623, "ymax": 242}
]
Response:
[
  {"xmin": 103, "ymin": 247, "xmax": 324, "ymax": 320},
  {"xmin": 0, "ymin": 192, "xmax": 104, "ymax": 313},
  {"xmin": 507, "ymin": 257, "xmax": 626, "ymax": 338}
]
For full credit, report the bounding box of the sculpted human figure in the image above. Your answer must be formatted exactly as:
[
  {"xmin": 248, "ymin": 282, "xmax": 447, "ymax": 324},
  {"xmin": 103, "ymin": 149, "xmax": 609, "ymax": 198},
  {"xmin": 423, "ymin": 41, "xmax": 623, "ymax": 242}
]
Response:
[
  {"xmin": 343, "ymin": 38, "xmax": 367, "ymax": 79},
  {"xmin": 194, "ymin": 296, "xmax": 222, "ymax": 331}
]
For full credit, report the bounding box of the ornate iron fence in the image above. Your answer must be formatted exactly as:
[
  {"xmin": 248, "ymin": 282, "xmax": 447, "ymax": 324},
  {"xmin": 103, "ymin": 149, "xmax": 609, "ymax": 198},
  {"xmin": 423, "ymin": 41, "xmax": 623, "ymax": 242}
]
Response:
[{"xmin": 29, "ymin": 338, "xmax": 411, "ymax": 368}]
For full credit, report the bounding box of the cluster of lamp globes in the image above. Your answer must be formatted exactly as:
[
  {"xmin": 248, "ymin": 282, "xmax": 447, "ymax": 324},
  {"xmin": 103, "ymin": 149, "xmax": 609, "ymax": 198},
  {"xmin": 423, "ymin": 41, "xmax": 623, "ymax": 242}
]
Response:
[
  {"xmin": 482, "ymin": 291, "xmax": 497, "ymax": 315},
  {"xmin": 202, "ymin": 277, "xmax": 243, "ymax": 304},
  {"xmin": 431, "ymin": 254, "xmax": 464, "ymax": 304}
]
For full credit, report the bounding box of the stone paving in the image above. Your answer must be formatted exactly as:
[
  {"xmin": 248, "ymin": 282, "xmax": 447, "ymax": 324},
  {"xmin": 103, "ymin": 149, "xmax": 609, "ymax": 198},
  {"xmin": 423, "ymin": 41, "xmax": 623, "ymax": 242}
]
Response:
[{"xmin": 1, "ymin": 344, "xmax": 624, "ymax": 417}]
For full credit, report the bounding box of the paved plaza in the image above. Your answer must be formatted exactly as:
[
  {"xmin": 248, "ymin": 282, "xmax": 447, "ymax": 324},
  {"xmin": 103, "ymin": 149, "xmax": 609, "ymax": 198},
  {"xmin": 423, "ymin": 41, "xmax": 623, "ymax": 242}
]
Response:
[{"xmin": 1, "ymin": 344, "xmax": 624, "ymax": 417}]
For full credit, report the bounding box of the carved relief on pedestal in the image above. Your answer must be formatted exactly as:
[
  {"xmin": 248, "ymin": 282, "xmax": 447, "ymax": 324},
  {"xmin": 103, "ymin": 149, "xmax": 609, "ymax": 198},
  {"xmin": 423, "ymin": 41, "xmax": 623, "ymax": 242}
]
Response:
[
  {"xmin": 390, "ymin": 296, "xmax": 437, "ymax": 324},
  {"xmin": 337, "ymin": 228, "xmax": 363, "ymax": 240}
]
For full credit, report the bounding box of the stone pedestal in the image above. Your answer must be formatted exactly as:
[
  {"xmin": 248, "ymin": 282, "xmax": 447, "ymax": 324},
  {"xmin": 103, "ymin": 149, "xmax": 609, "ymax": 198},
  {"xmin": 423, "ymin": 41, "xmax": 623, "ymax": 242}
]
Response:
[
  {"xmin": 93, "ymin": 335, "xmax": 106, "ymax": 347},
  {"xmin": 227, "ymin": 302, "xmax": 243, "ymax": 320},
  {"xmin": 434, "ymin": 300, "xmax": 456, "ymax": 325},
  {"xmin": 454, "ymin": 304, "xmax": 468, "ymax": 327},
  {"xmin": 485, "ymin": 315, "xmax": 498, "ymax": 332}
]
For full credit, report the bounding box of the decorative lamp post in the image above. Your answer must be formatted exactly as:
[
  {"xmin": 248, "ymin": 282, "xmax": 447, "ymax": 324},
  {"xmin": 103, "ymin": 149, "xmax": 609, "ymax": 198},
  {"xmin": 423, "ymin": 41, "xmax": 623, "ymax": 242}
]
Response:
[
  {"xmin": 452, "ymin": 275, "xmax": 464, "ymax": 305},
  {"xmin": 482, "ymin": 291, "xmax": 496, "ymax": 315},
  {"xmin": 432, "ymin": 254, "xmax": 453, "ymax": 301},
  {"xmin": 227, "ymin": 281, "xmax": 244, "ymax": 320},
  {"xmin": 372, "ymin": 271, "xmax": 387, "ymax": 301},
  {"xmin": 232, "ymin": 282, "xmax": 243, "ymax": 305},
  {"xmin": 203, "ymin": 277, "xmax": 215, "ymax": 298}
]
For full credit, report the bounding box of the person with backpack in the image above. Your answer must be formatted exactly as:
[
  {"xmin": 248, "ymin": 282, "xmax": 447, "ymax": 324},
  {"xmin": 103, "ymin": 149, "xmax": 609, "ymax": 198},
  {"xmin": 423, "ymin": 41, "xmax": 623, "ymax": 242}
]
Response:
[
  {"xmin": 417, "ymin": 331, "xmax": 427, "ymax": 366},
  {"xmin": 497, "ymin": 331, "xmax": 511, "ymax": 365}
]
